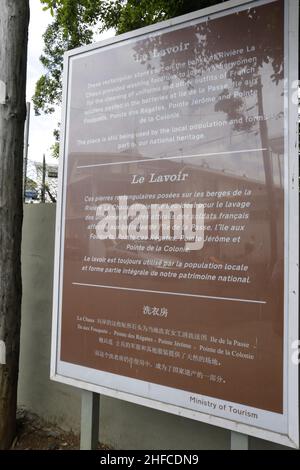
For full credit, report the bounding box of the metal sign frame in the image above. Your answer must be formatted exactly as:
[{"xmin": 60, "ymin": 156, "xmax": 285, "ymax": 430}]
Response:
[{"xmin": 50, "ymin": 0, "xmax": 299, "ymax": 448}]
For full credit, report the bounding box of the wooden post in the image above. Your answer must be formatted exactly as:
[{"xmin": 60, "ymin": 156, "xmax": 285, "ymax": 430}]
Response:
[{"xmin": 0, "ymin": 0, "xmax": 29, "ymax": 449}]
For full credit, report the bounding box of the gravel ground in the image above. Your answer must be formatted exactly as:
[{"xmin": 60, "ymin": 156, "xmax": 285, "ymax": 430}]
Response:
[{"xmin": 11, "ymin": 409, "xmax": 110, "ymax": 450}]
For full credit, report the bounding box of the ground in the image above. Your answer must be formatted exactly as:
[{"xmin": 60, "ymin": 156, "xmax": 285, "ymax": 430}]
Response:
[{"xmin": 12, "ymin": 409, "xmax": 110, "ymax": 450}]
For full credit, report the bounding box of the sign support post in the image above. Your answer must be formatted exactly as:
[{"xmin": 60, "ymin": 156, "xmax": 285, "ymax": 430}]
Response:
[
  {"xmin": 80, "ymin": 390, "xmax": 100, "ymax": 450},
  {"xmin": 230, "ymin": 431, "xmax": 249, "ymax": 450}
]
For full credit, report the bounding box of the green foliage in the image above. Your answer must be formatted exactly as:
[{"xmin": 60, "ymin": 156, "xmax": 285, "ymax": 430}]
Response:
[
  {"xmin": 50, "ymin": 126, "xmax": 60, "ymax": 159},
  {"xmin": 33, "ymin": 2, "xmax": 98, "ymax": 115},
  {"xmin": 116, "ymin": 0, "xmax": 223, "ymax": 34},
  {"xmin": 34, "ymin": 0, "xmax": 223, "ymax": 116}
]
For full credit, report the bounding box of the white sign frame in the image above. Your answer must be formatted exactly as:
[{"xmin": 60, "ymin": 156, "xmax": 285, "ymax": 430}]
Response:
[{"xmin": 51, "ymin": 0, "xmax": 299, "ymax": 448}]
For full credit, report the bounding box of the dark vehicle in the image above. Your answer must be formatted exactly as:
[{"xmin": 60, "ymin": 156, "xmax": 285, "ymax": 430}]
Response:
[{"xmin": 25, "ymin": 189, "xmax": 39, "ymax": 203}]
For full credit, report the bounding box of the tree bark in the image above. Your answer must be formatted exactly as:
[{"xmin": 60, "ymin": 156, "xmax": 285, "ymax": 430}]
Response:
[{"xmin": 0, "ymin": 0, "xmax": 29, "ymax": 449}]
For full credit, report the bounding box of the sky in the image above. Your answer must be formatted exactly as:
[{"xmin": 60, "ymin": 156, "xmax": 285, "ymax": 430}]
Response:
[
  {"xmin": 27, "ymin": 0, "xmax": 60, "ymax": 164},
  {"xmin": 26, "ymin": 0, "xmax": 113, "ymax": 165}
]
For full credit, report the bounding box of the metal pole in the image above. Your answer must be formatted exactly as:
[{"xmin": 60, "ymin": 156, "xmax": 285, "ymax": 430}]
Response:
[
  {"xmin": 23, "ymin": 101, "xmax": 30, "ymax": 201},
  {"xmin": 80, "ymin": 390, "xmax": 100, "ymax": 450},
  {"xmin": 41, "ymin": 154, "xmax": 46, "ymax": 203},
  {"xmin": 230, "ymin": 431, "xmax": 249, "ymax": 450}
]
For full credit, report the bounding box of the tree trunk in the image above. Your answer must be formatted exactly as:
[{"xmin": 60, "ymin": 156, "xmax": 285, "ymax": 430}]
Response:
[
  {"xmin": 0, "ymin": 0, "xmax": 29, "ymax": 449},
  {"xmin": 256, "ymin": 75, "xmax": 277, "ymax": 272}
]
